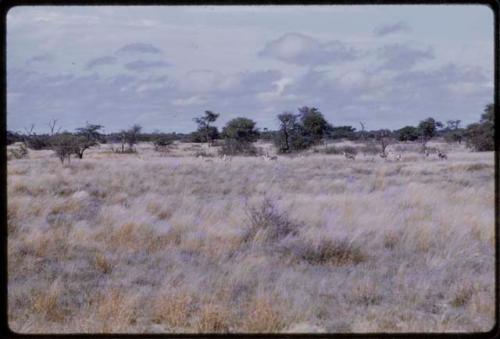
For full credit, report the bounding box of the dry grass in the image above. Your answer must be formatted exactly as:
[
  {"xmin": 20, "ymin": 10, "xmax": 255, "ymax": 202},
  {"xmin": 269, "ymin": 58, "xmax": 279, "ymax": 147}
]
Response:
[{"xmin": 7, "ymin": 140, "xmax": 495, "ymax": 333}]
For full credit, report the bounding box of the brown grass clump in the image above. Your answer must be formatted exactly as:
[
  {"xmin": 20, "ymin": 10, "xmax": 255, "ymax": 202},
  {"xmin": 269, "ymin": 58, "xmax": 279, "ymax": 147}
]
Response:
[
  {"xmin": 31, "ymin": 279, "xmax": 65, "ymax": 322},
  {"xmin": 240, "ymin": 296, "xmax": 286, "ymax": 333},
  {"xmin": 94, "ymin": 251, "xmax": 113, "ymax": 274},
  {"xmin": 293, "ymin": 238, "xmax": 366, "ymax": 266},
  {"xmin": 95, "ymin": 289, "xmax": 138, "ymax": 332},
  {"xmin": 450, "ymin": 283, "xmax": 474, "ymax": 308},
  {"xmin": 195, "ymin": 302, "xmax": 231, "ymax": 333},
  {"xmin": 152, "ymin": 291, "xmax": 194, "ymax": 329}
]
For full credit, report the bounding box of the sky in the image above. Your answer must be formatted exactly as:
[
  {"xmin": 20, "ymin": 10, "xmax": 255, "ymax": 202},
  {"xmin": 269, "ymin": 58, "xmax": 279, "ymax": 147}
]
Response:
[{"xmin": 6, "ymin": 5, "xmax": 495, "ymax": 134}]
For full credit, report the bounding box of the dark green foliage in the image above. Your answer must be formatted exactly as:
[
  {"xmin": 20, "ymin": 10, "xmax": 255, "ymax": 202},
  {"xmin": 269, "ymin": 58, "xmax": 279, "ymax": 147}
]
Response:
[
  {"xmin": 418, "ymin": 117, "xmax": 443, "ymax": 144},
  {"xmin": 222, "ymin": 117, "xmax": 259, "ymax": 142},
  {"xmin": 396, "ymin": 126, "xmax": 420, "ymax": 141},
  {"xmin": 193, "ymin": 110, "xmax": 220, "ymax": 146},
  {"xmin": 275, "ymin": 112, "xmax": 313, "ymax": 153},
  {"xmin": 298, "ymin": 106, "xmax": 331, "ymax": 143},
  {"xmin": 465, "ymin": 104, "xmax": 494, "ymax": 151},
  {"xmin": 327, "ymin": 126, "xmax": 357, "ymax": 140},
  {"xmin": 220, "ymin": 117, "xmax": 259, "ymax": 155},
  {"xmin": 73, "ymin": 123, "xmax": 103, "ymax": 159},
  {"xmin": 7, "ymin": 131, "xmax": 24, "ymax": 145},
  {"xmin": 153, "ymin": 134, "xmax": 174, "ymax": 152},
  {"xmin": 219, "ymin": 137, "xmax": 258, "ymax": 156},
  {"xmin": 275, "ymin": 108, "xmax": 334, "ymax": 153}
]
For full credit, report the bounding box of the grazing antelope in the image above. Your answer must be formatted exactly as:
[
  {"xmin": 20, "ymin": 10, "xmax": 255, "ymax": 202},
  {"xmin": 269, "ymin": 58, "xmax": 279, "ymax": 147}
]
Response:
[
  {"xmin": 343, "ymin": 152, "xmax": 356, "ymax": 160},
  {"xmin": 437, "ymin": 150, "xmax": 447, "ymax": 160}
]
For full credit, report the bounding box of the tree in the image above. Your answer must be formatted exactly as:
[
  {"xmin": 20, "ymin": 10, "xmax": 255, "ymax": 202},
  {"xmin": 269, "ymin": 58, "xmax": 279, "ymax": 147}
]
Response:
[
  {"xmin": 276, "ymin": 112, "xmax": 298, "ymax": 153},
  {"xmin": 220, "ymin": 117, "xmax": 259, "ymax": 155},
  {"xmin": 193, "ymin": 110, "xmax": 220, "ymax": 147},
  {"xmin": 396, "ymin": 126, "xmax": 420, "ymax": 142},
  {"xmin": 465, "ymin": 103, "xmax": 494, "ymax": 151},
  {"xmin": 73, "ymin": 123, "xmax": 103, "ymax": 159},
  {"xmin": 51, "ymin": 132, "xmax": 79, "ymax": 164},
  {"xmin": 298, "ymin": 106, "xmax": 330, "ymax": 144},
  {"xmin": 329, "ymin": 126, "xmax": 356, "ymax": 140},
  {"xmin": 418, "ymin": 117, "xmax": 443, "ymax": 146},
  {"xmin": 443, "ymin": 120, "xmax": 463, "ymax": 144}
]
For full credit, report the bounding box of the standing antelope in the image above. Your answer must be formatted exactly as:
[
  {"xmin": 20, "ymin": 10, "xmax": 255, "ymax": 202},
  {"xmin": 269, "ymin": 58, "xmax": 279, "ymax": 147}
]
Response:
[
  {"xmin": 263, "ymin": 152, "xmax": 277, "ymax": 161},
  {"xmin": 437, "ymin": 150, "xmax": 447, "ymax": 160}
]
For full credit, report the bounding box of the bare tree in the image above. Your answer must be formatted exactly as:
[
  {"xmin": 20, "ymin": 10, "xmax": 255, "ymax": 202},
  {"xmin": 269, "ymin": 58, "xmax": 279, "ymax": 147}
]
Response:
[{"xmin": 48, "ymin": 119, "xmax": 61, "ymax": 136}]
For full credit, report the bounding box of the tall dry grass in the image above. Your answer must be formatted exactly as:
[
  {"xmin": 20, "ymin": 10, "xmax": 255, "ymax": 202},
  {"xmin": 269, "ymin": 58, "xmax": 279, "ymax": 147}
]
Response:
[{"xmin": 7, "ymin": 141, "xmax": 495, "ymax": 333}]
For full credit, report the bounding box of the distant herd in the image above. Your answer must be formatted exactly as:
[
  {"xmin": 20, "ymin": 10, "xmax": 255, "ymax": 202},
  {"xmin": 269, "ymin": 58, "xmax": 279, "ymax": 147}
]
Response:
[{"xmin": 196, "ymin": 147, "xmax": 448, "ymax": 163}]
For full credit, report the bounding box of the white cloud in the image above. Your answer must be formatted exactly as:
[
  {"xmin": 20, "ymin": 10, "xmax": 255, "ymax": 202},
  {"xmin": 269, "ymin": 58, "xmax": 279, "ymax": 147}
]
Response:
[{"xmin": 259, "ymin": 33, "xmax": 358, "ymax": 66}]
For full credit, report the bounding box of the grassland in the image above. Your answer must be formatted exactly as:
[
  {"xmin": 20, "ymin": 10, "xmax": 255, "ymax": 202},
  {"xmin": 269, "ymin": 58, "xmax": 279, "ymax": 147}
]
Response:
[{"xmin": 7, "ymin": 140, "xmax": 495, "ymax": 333}]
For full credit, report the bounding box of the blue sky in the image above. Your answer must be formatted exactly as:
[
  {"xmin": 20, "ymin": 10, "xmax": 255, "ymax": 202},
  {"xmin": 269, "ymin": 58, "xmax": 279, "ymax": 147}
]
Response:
[{"xmin": 7, "ymin": 5, "xmax": 494, "ymax": 133}]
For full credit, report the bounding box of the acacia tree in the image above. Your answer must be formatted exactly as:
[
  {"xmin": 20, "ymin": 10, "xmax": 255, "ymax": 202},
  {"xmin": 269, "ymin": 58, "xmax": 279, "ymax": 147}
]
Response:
[
  {"xmin": 73, "ymin": 123, "xmax": 103, "ymax": 159},
  {"xmin": 418, "ymin": 117, "xmax": 443, "ymax": 147},
  {"xmin": 277, "ymin": 112, "xmax": 297, "ymax": 153},
  {"xmin": 193, "ymin": 110, "xmax": 220, "ymax": 147},
  {"xmin": 220, "ymin": 117, "xmax": 259, "ymax": 155},
  {"xmin": 298, "ymin": 106, "xmax": 330, "ymax": 144}
]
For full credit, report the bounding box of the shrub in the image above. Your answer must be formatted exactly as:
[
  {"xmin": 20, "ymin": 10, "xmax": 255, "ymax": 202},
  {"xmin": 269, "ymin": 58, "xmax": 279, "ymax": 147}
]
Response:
[
  {"xmin": 287, "ymin": 238, "xmax": 365, "ymax": 266},
  {"xmin": 8, "ymin": 143, "xmax": 28, "ymax": 160},
  {"xmin": 50, "ymin": 132, "xmax": 80, "ymax": 164},
  {"xmin": 153, "ymin": 135, "xmax": 173, "ymax": 152},
  {"xmin": 243, "ymin": 199, "xmax": 299, "ymax": 245},
  {"xmin": 219, "ymin": 139, "xmax": 258, "ymax": 156}
]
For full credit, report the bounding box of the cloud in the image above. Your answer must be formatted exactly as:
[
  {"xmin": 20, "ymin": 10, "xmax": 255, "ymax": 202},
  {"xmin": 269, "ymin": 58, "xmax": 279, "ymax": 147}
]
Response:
[
  {"xmin": 26, "ymin": 53, "xmax": 54, "ymax": 65},
  {"xmin": 124, "ymin": 60, "xmax": 170, "ymax": 72},
  {"xmin": 374, "ymin": 21, "xmax": 411, "ymax": 36},
  {"xmin": 85, "ymin": 56, "xmax": 118, "ymax": 70},
  {"xmin": 376, "ymin": 43, "xmax": 434, "ymax": 70},
  {"xmin": 259, "ymin": 33, "xmax": 358, "ymax": 66},
  {"xmin": 116, "ymin": 43, "xmax": 162, "ymax": 55}
]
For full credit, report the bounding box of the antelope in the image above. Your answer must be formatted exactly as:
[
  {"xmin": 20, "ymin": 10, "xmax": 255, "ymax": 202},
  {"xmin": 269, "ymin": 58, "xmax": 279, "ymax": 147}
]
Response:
[
  {"xmin": 437, "ymin": 150, "xmax": 447, "ymax": 160},
  {"xmin": 263, "ymin": 152, "xmax": 277, "ymax": 161},
  {"xmin": 343, "ymin": 152, "xmax": 356, "ymax": 160}
]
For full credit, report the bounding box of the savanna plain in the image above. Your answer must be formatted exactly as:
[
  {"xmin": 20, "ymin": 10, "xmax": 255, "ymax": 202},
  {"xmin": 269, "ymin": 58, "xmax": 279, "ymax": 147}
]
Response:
[{"xmin": 7, "ymin": 140, "xmax": 495, "ymax": 333}]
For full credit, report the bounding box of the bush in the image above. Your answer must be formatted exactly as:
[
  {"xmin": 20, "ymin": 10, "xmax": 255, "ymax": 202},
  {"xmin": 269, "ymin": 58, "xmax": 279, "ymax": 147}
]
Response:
[
  {"xmin": 8, "ymin": 143, "xmax": 28, "ymax": 160},
  {"xmin": 26, "ymin": 135, "xmax": 52, "ymax": 150},
  {"xmin": 153, "ymin": 135, "xmax": 173, "ymax": 152},
  {"xmin": 50, "ymin": 133, "xmax": 80, "ymax": 163},
  {"xmin": 219, "ymin": 139, "xmax": 257, "ymax": 156},
  {"xmin": 285, "ymin": 238, "xmax": 365, "ymax": 266},
  {"xmin": 465, "ymin": 122, "xmax": 493, "ymax": 151},
  {"xmin": 243, "ymin": 199, "xmax": 299, "ymax": 245}
]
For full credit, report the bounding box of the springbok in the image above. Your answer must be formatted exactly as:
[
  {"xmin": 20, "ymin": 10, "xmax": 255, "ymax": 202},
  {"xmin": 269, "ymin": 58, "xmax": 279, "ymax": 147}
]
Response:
[
  {"xmin": 437, "ymin": 150, "xmax": 447, "ymax": 160},
  {"xmin": 343, "ymin": 152, "xmax": 356, "ymax": 160},
  {"xmin": 263, "ymin": 152, "xmax": 277, "ymax": 161}
]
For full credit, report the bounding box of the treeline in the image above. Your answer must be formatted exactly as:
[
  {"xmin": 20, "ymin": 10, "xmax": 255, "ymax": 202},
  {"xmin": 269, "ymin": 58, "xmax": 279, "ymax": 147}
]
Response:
[{"xmin": 6, "ymin": 103, "xmax": 494, "ymax": 162}]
